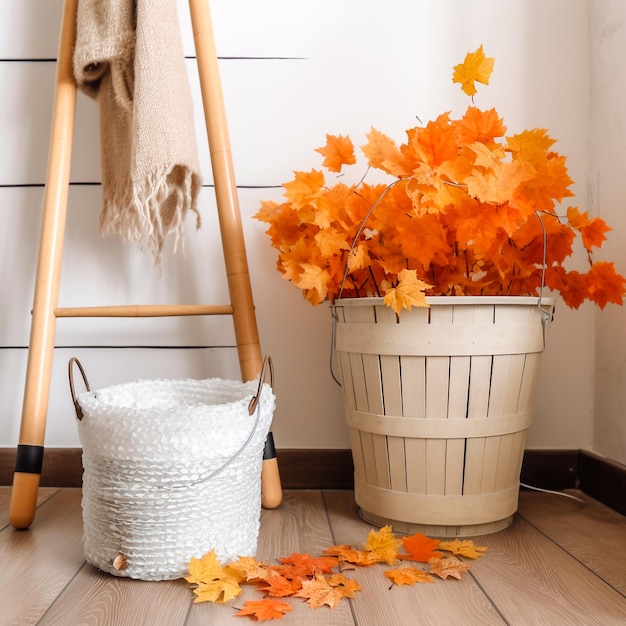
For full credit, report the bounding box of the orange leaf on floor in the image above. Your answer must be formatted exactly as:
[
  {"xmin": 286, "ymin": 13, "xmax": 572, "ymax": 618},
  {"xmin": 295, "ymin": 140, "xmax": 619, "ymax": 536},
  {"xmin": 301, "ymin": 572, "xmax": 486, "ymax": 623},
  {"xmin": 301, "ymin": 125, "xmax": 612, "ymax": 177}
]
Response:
[
  {"xmin": 326, "ymin": 573, "xmax": 362, "ymax": 598},
  {"xmin": 439, "ymin": 539, "xmax": 488, "ymax": 559},
  {"xmin": 428, "ymin": 556, "xmax": 471, "ymax": 580},
  {"xmin": 323, "ymin": 544, "xmax": 385, "ymax": 566},
  {"xmin": 385, "ymin": 566, "xmax": 435, "ymax": 587},
  {"xmin": 398, "ymin": 533, "xmax": 442, "ymax": 562},
  {"xmin": 229, "ymin": 556, "xmax": 273, "ymax": 582},
  {"xmin": 293, "ymin": 574, "xmax": 344, "ymax": 609},
  {"xmin": 185, "ymin": 549, "xmax": 243, "ymax": 604},
  {"xmin": 274, "ymin": 553, "xmax": 339, "ymax": 578},
  {"xmin": 364, "ymin": 525, "xmax": 403, "ymax": 565},
  {"xmin": 256, "ymin": 570, "xmax": 303, "ymax": 597},
  {"xmin": 235, "ymin": 598, "xmax": 293, "ymax": 621}
]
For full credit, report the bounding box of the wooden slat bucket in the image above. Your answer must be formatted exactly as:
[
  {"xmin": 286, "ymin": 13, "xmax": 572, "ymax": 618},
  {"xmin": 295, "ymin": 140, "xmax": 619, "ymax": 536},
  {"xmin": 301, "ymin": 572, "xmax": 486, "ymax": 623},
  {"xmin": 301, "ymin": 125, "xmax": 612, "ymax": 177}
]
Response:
[{"xmin": 332, "ymin": 296, "xmax": 555, "ymax": 537}]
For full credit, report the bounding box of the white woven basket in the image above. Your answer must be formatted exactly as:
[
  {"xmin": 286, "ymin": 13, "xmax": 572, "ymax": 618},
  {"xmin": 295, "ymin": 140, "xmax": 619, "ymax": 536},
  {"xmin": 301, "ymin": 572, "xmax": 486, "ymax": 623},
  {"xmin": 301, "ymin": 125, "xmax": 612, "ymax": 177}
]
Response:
[{"xmin": 70, "ymin": 359, "xmax": 275, "ymax": 581}]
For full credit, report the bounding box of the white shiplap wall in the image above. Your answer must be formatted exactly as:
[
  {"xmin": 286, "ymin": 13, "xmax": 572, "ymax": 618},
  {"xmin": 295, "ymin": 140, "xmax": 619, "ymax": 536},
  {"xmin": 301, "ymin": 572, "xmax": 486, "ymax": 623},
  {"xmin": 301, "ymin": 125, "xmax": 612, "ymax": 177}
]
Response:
[{"xmin": 0, "ymin": 0, "xmax": 599, "ymax": 452}]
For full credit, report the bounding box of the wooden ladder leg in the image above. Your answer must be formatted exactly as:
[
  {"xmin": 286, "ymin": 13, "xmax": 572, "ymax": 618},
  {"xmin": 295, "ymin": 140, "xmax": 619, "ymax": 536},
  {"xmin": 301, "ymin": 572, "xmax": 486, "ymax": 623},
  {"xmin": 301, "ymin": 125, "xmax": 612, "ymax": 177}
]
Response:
[
  {"xmin": 9, "ymin": 0, "xmax": 78, "ymax": 529},
  {"xmin": 189, "ymin": 0, "xmax": 282, "ymax": 508}
]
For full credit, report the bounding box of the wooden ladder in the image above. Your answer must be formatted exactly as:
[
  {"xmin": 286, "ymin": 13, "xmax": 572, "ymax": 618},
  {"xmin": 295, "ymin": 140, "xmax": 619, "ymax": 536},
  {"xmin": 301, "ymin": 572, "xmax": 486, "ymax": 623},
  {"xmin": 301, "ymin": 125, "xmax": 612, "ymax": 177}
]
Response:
[{"xmin": 9, "ymin": 0, "xmax": 282, "ymax": 529}]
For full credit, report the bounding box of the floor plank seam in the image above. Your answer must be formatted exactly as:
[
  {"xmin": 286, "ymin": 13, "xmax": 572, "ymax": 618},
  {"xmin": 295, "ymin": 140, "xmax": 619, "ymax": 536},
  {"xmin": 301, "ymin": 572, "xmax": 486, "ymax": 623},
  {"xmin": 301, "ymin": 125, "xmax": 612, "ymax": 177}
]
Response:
[
  {"xmin": 35, "ymin": 559, "xmax": 89, "ymax": 625},
  {"xmin": 181, "ymin": 590, "xmax": 194, "ymax": 626},
  {"xmin": 36, "ymin": 487, "xmax": 62, "ymax": 510},
  {"xmin": 321, "ymin": 491, "xmax": 339, "ymax": 546},
  {"xmin": 467, "ymin": 569, "xmax": 511, "ymax": 626},
  {"xmin": 516, "ymin": 510, "xmax": 626, "ymax": 600},
  {"xmin": 321, "ymin": 490, "xmax": 359, "ymax": 626}
]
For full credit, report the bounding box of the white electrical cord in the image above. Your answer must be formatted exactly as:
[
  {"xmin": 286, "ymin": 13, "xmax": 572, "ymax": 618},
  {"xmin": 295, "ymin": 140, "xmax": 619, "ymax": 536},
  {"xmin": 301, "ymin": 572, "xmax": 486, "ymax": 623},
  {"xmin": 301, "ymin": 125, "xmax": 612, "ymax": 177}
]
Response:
[{"xmin": 520, "ymin": 482, "xmax": 586, "ymax": 504}]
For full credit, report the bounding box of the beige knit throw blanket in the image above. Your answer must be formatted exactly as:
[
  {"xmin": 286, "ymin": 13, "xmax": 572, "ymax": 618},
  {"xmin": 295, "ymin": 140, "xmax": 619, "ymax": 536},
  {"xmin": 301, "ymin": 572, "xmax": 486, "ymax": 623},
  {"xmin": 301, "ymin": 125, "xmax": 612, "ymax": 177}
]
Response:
[{"xmin": 73, "ymin": 0, "xmax": 202, "ymax": 261}]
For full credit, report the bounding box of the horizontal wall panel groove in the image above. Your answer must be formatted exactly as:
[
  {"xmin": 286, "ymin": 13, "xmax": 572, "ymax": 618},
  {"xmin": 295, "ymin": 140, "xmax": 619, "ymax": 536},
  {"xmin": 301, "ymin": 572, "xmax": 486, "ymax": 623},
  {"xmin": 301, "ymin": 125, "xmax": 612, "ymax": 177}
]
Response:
[
  {"xmin": 0, "ymin": 58, "xmax": 316, "ymax": 187},
  {"xmin": 0, "ymin": 347, "xmax": 241, "ymax": 447},
  {"xmin": 0, "ymin": 185, "xmax": 250, "ymax": 347},
  {"xmin": 0, "ymin": 0, "xmax": 318, "ymax": 59}
]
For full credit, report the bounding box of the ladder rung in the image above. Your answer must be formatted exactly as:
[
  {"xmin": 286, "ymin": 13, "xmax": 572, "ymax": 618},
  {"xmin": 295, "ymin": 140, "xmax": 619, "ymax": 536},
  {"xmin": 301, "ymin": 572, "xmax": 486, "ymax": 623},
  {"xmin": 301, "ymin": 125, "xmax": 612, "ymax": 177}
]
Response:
[{"xmin": 54, "ymin": 304, "xmax": 234, "ymax": 318}]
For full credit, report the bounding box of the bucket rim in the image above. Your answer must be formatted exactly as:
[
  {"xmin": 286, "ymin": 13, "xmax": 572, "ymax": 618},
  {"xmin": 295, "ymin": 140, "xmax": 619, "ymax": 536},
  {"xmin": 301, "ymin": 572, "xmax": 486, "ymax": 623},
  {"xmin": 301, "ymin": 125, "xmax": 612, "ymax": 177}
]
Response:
[{"xmin": 331, "ymin": 295, "xmax": 556, "ymax": 307}]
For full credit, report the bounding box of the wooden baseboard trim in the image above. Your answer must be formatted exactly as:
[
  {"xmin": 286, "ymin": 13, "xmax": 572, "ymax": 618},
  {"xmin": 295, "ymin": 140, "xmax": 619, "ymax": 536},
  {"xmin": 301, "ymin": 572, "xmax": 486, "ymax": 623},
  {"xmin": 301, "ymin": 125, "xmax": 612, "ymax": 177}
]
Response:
[
  {"xmin": 578, "ymin": 450, "xmax": 626, "ymax": 516},
  {"xmin": 276, "ymin": 449, "xmax": 353, "ymax": 490},
  {"xmin": 520, "ymin": 449, "xmax": 579, "ymax": 491},
  {"xmin": 0, "ymin": 448, "xmax": 83, "ymax": 488},
  {"xmin": 1, "ymin": 447, "xmax": 624, "ymax": 516},
  {"xmin": 0, "ymin": 447, "xmax": 354, "ymax": 491}
]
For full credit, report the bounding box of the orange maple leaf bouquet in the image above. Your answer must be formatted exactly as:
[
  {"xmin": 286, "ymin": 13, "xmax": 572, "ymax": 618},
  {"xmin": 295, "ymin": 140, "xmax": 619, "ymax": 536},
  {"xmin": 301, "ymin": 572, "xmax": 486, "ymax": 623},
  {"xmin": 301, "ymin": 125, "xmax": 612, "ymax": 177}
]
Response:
[{"xmin": 255, "ymin": 46, "xmax": 625, "ymax": 313}]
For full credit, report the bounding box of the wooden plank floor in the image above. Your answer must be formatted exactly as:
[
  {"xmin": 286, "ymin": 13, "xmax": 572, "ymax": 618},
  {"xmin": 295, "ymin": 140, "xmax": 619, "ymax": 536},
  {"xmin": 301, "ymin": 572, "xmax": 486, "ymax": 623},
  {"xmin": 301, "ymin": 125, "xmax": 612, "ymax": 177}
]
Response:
[{"xmin": 1, "ymin": 488, "xmax": 625, "ymax": 625}]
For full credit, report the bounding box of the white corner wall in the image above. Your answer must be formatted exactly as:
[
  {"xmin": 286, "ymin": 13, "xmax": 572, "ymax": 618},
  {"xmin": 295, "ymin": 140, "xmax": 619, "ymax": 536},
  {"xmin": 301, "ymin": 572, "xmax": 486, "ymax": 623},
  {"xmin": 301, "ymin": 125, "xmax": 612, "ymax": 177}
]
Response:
[
  {"xmin": 0, "ymin": 0, "xmax": 602, "ymax": 453},
  {"xmin": 589, "ymin": 0, "xmax": 626, "ymax": 466}
]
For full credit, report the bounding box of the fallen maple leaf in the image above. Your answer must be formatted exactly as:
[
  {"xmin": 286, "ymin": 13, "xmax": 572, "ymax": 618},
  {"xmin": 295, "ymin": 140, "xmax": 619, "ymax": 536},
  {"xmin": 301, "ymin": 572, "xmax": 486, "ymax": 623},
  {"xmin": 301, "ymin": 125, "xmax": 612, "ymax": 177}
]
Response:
[
  {"xmin": 235, "ymin": 598, "xmax": 293, "ymax": 621},
  {"xmin": 323, "ymin": 544, "xmax": 385, "ymax": 566},
  {"xmin": 293, "ymin": 574, "xmax": 344, "ymax": 609},
  {"xmin": 428, "ymin": 556, "xmax": 471, "ymax": 580},
  {"xmin": 274, "ymin": 553, "xmax": 339, "ymax": 579},
  {"xmin": 185, "ymin": 550, "xmax": 243, "ymax": 604},
  {"xmin": 364, "ymin": 525, "xmax": 403, "ymax": 565},
  {"xmin": 229, "ymin": 556, "xmax": 273, "ymax": 582},
  {"xmin": 439, "ymin": 539, "xmax": 488, "ymax": 559},
  {"xmin": 385, "ymin": 567, "xmax": 434, "ymax": 587},
  {"xmin": 256, "ymin": 570, "xmax": 303, "ymax": 597},
  {"xmin": 399, "ymin": 533, "xmax": 442, "ymax": 562},
  {"xmin": 322, "ymin": 544, "xmax": 352, "ymax": 558},
  {"xmin": 186, "ymin": 530, "xmax": 489, "ymax": 618},
  {"xmin": 326, "ymin": 573, "xmax": 362, "ymax": 598}
]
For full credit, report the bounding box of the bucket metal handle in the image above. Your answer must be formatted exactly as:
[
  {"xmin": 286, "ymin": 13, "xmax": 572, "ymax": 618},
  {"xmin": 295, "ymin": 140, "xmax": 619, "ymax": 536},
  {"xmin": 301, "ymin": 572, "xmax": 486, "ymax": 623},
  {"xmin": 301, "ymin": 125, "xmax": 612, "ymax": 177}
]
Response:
[
  {"xmin": 248, "ymin": 355, "xmax": 274, "ymax": 415},
  {"xmin": 68, "ymin": 357, "xmax": 91, "ymax": 421}
]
